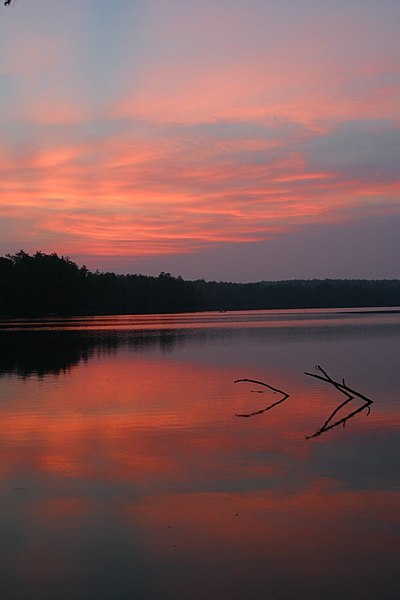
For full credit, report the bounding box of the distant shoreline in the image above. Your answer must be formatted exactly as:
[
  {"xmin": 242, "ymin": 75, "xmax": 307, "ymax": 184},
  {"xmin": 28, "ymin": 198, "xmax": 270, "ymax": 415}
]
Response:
[
  {"xmin": 2, "ymin": 306, "xmax": 400, "ymax": 324},
  {"xmin": 2, "ymin": 251, "xmax": 400, "ymax": 318},
  {"xmin": 339, "ymin": 308, "xmax": 400, "ymax": 314}
]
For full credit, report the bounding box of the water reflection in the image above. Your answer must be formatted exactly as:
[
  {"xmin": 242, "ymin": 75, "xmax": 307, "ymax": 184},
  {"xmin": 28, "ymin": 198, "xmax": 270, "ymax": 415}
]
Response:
[
  {"xmin": 0, "ymin": 330, "xmax": 187, "ymax": 378},
  {"xmin": 2, "ymin": 308, "xmax": 400, "ymax": 380},
  {"xmin": 0, "ymin": 310, "xmax": 399, "ymax": 599}
]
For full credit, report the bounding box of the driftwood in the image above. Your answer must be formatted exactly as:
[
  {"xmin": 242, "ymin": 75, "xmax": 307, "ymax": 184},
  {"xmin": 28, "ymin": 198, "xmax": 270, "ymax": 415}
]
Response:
[
  {"xmin": 304, "ymin": 365, "xmax": 373, "ymax": 439},
  {"xmin": 234, "ymin": 366, "xmax": 374, "ymax": 438},
  {"xmin": 234, "ymin": 378, "xmax": 289, "ymax": 417}
]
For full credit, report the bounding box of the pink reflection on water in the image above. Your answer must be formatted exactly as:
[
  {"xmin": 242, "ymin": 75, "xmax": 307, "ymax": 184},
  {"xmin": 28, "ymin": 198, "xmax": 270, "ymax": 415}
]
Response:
[{"xmin": 0, "ymin": 314, "xmax": 399, "ymax": 598}]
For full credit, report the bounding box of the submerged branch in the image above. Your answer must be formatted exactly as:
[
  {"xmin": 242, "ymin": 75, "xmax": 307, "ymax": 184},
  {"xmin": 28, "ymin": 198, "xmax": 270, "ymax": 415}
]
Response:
[
  {"xmin": 234, "ymin": 378, "xmax": 289, "ymax": 417},
  {"xmin": 305, "ymin": 365, "xmax": 373, "ymax": 439},
  {"xmin": 233, "ymin": 366, "xmax": 374, "ymax": 437}
]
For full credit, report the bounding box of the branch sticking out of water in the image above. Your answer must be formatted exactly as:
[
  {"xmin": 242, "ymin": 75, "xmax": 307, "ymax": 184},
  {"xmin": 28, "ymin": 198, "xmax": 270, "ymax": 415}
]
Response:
[
  {"xmin": 304, "ymin": 365, "xmax": 373, "ymax": 439},
  {"xmin": 234, "ymin": 378, "xmax": 289, "ymax": 417}
]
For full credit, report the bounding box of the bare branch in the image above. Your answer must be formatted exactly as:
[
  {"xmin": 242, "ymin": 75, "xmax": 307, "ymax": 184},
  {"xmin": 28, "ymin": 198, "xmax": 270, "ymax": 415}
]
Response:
[
  {"xmin": 234, "ymin": 378, "xmax": 289, "ymax": 417},
  {"xmin": 305, "ymin": 365, "xmax": 373, "ymax": 439}
]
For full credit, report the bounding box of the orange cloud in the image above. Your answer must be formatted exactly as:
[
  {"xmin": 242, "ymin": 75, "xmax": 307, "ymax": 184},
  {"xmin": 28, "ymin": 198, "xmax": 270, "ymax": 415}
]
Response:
[{"xmin": 1, "ymin": 2, "xmax": 399, "ymax": 263}]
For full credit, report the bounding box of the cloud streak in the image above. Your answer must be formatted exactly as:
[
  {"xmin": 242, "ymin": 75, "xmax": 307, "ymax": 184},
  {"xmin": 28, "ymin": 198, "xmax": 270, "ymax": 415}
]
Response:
[{"xmin": 0, "ymin": 0, "xmax": 399, "ymax": 277}]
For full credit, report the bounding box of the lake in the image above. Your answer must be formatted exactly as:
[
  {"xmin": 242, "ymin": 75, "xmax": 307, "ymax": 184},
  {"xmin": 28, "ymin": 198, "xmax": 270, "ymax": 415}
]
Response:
[{"xmin": 0, "ymin": 308, "xmax": 399, "ymax": 599}]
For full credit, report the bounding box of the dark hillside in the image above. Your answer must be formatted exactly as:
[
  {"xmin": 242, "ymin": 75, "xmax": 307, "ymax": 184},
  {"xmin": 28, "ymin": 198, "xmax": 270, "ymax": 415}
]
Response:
[{"xmin": 1, "ymin": 251, "xmax": 399, "ymax": 317}]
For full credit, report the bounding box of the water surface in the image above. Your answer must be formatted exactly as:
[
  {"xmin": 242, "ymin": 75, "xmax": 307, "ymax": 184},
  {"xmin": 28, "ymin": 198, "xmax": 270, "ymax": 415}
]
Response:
[{"xmin": 0, "ymin": 309, "xmax": 399, "ymax": 599}]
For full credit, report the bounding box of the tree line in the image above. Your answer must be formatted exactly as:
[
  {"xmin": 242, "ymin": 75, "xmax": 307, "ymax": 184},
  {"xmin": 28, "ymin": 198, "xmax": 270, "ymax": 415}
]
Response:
[{"xmin": 1, "ymin": 250, "xmax": 399, "ymax": 317}]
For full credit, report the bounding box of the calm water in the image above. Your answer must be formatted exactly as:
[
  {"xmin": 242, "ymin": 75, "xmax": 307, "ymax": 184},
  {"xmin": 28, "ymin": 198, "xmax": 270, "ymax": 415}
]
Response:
[{"xmin": 0, "ymin": 309, "xmax": 399, "ymax": 599}]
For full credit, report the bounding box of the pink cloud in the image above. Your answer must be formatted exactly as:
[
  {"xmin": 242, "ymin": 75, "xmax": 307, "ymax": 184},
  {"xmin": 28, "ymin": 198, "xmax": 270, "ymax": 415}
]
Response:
[
  {"xmin": 1, "ymin": 2, "xmax": 399, "ymax": 267},
  {"xmin": 1, "ymin": 111, "xmax": 399, "ymax": 260}
]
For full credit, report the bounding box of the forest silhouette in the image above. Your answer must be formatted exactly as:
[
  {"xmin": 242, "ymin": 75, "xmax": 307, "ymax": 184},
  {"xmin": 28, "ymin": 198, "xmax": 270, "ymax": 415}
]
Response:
[{"xmin": 1, "ymin": 250, "xmax": 400, "ymax": 318}]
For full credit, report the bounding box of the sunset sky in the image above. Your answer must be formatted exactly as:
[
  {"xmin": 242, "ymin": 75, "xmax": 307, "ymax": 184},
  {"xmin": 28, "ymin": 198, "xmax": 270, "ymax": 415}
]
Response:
[{"xmin": 1, "ymin": 0, "xmax": 399, "ymax": 281}]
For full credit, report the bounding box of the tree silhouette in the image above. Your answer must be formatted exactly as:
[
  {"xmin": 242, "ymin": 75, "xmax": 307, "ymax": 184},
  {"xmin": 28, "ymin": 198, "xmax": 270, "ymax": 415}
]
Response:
[
  {"xmin": 1, "ymin": 250, "xmax": 399, "ymax": 317},
  {"xmin": 0, "ymin": 250, "xmax": 204, "ymax": 317}
]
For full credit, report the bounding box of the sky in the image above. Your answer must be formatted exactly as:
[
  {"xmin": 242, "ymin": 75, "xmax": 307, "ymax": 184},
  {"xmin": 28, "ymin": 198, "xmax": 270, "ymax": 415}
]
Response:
[{"xmin": 0, "ymin": 0, "xmax": 399, "ymax": 281}]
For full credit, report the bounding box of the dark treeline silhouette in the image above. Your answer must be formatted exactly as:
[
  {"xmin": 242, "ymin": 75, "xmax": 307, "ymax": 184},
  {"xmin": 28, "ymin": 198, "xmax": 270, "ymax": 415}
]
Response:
[
  {"xmin": 0, "ymin": 250, "xmax": 203, "ymax": 317},
  {"xmin": 199, "ymin": 278, "xmax": 400, "ymax": 311},
  {"xmin": 1, "ymin": 250, "xmax": 400, "ymax": 317}
]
